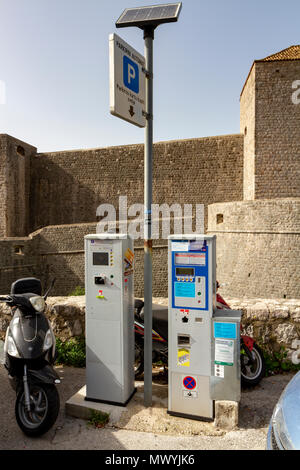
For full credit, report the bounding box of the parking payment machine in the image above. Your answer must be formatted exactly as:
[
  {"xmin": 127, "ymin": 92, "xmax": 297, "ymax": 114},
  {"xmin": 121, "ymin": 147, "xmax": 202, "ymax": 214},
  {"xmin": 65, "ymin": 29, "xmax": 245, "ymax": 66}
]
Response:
[
  {"xmin": 168, "ymin": 235, "xmax": 241, "ymax": 421},
  {"xmin": 84, "ymin": 234, "xmax": 135, "ymax": 406},
  {"xmin": 168, "ymin": 235, "xmax": 216, "ymax": 420}
]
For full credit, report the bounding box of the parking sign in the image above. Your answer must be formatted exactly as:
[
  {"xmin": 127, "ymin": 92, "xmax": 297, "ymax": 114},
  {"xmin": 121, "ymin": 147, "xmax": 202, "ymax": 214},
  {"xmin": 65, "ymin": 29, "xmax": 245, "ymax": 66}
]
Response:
[{"xmin": 109, "ymin": 33, "xmax": 146, "ymax": 128}]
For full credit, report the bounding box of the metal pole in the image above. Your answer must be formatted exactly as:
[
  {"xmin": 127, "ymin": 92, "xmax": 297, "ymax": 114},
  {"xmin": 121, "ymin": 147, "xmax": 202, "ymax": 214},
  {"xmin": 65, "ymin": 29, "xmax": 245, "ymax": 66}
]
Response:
[{"xmin": 143, "ymin": 27, "xmax": 154, "ymax": 407}]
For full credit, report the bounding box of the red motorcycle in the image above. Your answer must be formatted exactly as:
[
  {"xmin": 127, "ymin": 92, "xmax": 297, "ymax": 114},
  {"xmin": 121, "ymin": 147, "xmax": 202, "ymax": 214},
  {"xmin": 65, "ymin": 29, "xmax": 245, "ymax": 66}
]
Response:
[{"xmin": 134, "ymin": 288, "xmax": 266, "ymax": 387}]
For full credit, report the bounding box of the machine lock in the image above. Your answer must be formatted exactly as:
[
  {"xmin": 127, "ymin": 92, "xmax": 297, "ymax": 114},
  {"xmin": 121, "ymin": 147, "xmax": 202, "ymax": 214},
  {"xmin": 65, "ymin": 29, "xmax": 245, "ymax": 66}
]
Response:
[{"xmin": 95, "ymin": 275, "xmax": 106, "ymax": 285}]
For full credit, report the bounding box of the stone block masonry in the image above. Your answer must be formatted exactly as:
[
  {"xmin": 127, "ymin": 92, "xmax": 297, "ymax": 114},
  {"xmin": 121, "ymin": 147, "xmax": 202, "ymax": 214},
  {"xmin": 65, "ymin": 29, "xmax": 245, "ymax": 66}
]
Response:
[
  {"xmin": 0, "ymin": 46, "xmax": 300, "ymax": 307},
  {"xmin": 29, "ymin": 134, "xmax": 243, "ymax": 234},
  {"xmin": 207, "ymin": 199, "xmax": 300, "ymax": 299},
  {"xmin": 1, "ymin": 296, "xmax": 299, "ymax": 361},
  {"xmin": 240, "ymin": 60, "xmax": 300, "ymax": 201}
]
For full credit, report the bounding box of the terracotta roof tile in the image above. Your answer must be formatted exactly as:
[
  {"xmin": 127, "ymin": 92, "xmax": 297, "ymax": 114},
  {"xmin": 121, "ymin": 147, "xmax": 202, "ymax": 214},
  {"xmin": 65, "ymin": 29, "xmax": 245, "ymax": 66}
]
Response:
[{"xmin": 260, "ymin": 45, "xmax": 300, "ymax": 61}]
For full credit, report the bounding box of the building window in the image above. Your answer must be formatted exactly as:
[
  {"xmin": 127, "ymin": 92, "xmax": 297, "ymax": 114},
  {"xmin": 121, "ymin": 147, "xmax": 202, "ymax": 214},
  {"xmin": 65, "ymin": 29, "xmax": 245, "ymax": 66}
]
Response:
[
  {"xmin": 216, "ymin": 214, "xmax": 223, "ymax": 224},
  {"xmin": 244, "ymin": 126, "xmax": 247, "ymax": 136},
  {"xmin": 16, "ymin": 145, "xmax": 25, "ymax": 156},
  {"xmin": 14, "ymin": 246, "xmax": 24, "ymax": 255}
]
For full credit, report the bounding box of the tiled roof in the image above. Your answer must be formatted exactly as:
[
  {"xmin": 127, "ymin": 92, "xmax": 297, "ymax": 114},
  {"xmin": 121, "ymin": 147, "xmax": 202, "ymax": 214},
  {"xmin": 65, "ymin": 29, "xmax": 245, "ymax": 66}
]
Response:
[
  {"xmin": 260, "ymin": 45, "xmax": 300, "ymax": 61},
  {"xmin": 240, "ymin": 45, "xmax": 300, "ymax": 97}
]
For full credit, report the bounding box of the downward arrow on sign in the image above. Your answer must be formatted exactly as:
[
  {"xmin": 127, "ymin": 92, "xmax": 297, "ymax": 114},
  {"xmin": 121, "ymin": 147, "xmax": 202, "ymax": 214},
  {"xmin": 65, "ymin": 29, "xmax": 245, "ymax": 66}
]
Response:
[{"xmin": 129, "ymin": 106, "xmax": 135, "ymax": 117}]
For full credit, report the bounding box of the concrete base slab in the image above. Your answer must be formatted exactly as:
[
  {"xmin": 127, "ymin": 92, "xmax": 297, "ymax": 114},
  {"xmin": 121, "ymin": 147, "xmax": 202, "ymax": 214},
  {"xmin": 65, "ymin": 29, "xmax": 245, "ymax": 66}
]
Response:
[
  {"xmin": 66, "ymin": 380, "xmax": 239, "ymax": 433},
  {"xmin": 65, "ymin": 385, "xmax": 126, "ymax": 425}
]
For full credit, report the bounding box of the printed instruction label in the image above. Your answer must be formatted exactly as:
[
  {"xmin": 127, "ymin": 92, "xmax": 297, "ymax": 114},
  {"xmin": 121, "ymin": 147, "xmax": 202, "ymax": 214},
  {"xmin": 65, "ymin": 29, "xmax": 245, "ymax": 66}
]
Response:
[
  {"xmin": 172, "ymin": 241, "xmax": 189, "ymax": 252},
  {"xmin": 215, "ymin": 339, "xmax": 234, "ymax": 366},
  {"xmin": 183, "ymin": 390, "xmax": 198, "ymax": 399}
]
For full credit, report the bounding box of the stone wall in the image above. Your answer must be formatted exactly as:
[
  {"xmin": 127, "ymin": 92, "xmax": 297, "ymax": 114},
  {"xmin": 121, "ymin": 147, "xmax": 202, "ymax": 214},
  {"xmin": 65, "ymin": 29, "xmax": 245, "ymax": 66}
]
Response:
[
  {"xmin": 241, "ymin": 60, "xmax": 300, "ymax": 201},
  {"xmin": 240, "ymin": 64, "xmax": 255, "ymax": 200},
  {"xmin": 207, "ymin": 199, "xmax": 300, "ymax": 299},
  {"xmin": 29, "ymin": 135, "xmax": 244, "ymax": 233},
  {"xmin": 0, "ymin": 135, "xmax": 37, "ymax": 237},
  {"xmin": 0, "ymin": 133, "xmax": 244, "ymax": 297},
  {"xmin": 1, "ymin": 296, "xmax": 299, "ymax": 361},
  {"xmin": 0, "ymin": 222, "xmax": 169, "ymax": 298}
]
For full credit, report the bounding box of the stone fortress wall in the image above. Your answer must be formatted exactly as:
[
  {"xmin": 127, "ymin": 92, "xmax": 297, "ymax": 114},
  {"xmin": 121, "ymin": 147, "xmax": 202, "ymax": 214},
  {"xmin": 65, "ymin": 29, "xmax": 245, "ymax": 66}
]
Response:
[
  {"xmin": 0, "ymin": 46, "xmax": 299, "ymax": 307},
  {"xmin": 0, "ymin": 133, "xmax": 243, "ymax": 297}
]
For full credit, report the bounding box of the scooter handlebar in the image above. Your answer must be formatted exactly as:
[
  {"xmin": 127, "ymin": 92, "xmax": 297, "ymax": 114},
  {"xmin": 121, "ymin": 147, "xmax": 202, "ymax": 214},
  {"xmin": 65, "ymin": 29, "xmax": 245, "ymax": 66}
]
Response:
[{"xmin": 0, "ymin": 295, "xmax": 12, "ymax": 303}]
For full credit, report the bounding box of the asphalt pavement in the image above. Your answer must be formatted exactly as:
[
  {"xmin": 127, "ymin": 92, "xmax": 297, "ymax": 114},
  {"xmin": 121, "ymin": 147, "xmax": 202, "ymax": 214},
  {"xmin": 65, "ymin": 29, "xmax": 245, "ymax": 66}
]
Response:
[{"xmin": 0, "ymin": 355, "xmax": 294, "ymax": 451}]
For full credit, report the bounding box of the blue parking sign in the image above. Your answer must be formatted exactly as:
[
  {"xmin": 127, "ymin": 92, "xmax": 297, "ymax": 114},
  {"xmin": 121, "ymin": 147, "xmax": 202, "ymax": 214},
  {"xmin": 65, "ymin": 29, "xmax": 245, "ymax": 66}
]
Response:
[{"xmin": 123, "ymin": 55, "xmax": 139, "ymax": 94}]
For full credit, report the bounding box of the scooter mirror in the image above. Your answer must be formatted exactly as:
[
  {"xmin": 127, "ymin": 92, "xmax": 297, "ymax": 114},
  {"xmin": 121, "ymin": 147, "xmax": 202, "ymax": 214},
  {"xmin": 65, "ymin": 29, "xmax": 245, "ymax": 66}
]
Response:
[{"xmin": 44, "ymin": 278, "xmax": 56, "ymax": 300}]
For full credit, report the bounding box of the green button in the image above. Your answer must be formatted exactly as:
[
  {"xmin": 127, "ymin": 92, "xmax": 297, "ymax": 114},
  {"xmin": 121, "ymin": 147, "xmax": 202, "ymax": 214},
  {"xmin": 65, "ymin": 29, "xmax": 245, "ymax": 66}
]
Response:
[
  {"xmin": 110, "ymin": 275, "xmax": 114, "ymax": 279},
  {"xmin": 198, "ymin": 292, "xmax": 201, "ymax": 295}
]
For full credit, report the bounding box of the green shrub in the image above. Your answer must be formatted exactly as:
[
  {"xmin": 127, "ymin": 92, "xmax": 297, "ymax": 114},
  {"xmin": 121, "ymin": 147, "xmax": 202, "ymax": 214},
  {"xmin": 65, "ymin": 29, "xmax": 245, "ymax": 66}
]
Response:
[
  {"xmin": 263, "ymin": 346, "xmax": 300, "ymax": 376},
  {"xmin": 88, "ymin": 409, "xmax": 109, "ymax": 428},
  {"xmin": 55, "ymin": 336, "xmax": 86, "ymax": 368}
]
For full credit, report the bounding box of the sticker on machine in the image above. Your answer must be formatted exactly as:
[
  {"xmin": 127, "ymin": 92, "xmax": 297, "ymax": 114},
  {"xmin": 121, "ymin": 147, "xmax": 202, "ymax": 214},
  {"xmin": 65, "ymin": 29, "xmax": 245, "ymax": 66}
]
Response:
[
  {"xmin": 177, "ymin": 348, "xmax": 190, "ymax": 367},
  {"xmin": 124, "ymin": 248, "xmax": 134, "ymax": 276},
  {"xmin": 183, "ymin": 390, "xmax": 198, "ymax": 399},
  {"xmin": 215, "ymin": 339, "xmax": 234, "ymax": 366},
  {"xmin": 171, "ymin": 241, "xmax": 189, "ymax": 251},
  {"xmin": 182, "ymin": 375, "xmax": 198, "ymax": 391}
]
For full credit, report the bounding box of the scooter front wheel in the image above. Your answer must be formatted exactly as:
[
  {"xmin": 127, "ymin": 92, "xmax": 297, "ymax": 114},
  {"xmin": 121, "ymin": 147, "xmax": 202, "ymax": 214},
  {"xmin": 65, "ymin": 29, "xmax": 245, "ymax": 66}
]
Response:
[
  {"xmin": 15, "ymin": 383, "xmax": 60, "ymax": 437},
  {"xmin": 241, "ymin": 342, "xmax": 266, "ymax": 387}
]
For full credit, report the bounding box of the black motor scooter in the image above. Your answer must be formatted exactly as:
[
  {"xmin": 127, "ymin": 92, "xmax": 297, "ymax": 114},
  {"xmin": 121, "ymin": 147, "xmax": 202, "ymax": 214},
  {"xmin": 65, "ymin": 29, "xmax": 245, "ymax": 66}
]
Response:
[{"xmin": 1, "ymin": 277, "xmax": 60, "ymax": 437}]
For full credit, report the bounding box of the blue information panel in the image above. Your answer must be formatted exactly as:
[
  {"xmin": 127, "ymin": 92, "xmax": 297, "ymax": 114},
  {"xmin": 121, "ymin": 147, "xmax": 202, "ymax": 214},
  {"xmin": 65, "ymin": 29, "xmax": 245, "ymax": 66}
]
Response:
[
  {"xmin": 171, "ymin": 241, "xmax": 209, "ymax": 310},
  {"xmin": 174, "ymin": 282, "xmax": 195, "ymax": 298},
  {"xmin": 214, "ymin": 322, "xmax": 237, "ymax": 339}
]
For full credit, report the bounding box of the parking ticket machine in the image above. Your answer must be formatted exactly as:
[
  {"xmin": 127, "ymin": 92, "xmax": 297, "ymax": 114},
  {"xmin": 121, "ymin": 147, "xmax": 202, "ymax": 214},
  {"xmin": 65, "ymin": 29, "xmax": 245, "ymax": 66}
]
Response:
[
  {"xmin": 168, "ymin": 234, "xmax": 241, "ymax": 421},
  {"xmin": 168, "ymin": 235, "xmax": 216, "ymax": 420},
  {"xmin": 84, "ymin": 234, "xmax": 135, "ymax": 406}
]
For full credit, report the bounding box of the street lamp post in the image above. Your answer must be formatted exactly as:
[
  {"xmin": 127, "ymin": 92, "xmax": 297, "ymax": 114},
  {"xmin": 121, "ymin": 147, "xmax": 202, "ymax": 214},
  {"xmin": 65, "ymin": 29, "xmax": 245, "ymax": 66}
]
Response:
[{"xmin": 116, "ymin": 2, "xmax": 182, "ymax": 407}]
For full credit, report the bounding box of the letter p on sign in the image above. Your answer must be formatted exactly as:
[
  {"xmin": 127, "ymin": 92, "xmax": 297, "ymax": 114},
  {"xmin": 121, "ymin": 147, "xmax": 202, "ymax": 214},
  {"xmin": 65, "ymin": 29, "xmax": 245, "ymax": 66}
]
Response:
[{"xmin": 123, "ymin": 56, "xmax": 139, "ymax": 94}]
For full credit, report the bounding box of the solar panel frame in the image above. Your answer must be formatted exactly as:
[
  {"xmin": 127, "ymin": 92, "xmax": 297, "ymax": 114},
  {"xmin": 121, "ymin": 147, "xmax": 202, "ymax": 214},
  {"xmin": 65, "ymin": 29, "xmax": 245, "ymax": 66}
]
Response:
[{"xmin": 116, "ymin": 2, "xmax": 182, "ymax": 29}]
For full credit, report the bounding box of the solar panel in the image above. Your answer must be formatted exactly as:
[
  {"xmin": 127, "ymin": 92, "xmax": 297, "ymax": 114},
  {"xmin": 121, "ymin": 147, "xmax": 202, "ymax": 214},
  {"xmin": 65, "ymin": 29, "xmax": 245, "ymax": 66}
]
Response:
[{"xmin": 116, "ymin": 3, "xmax": 182, "ymax": 29}]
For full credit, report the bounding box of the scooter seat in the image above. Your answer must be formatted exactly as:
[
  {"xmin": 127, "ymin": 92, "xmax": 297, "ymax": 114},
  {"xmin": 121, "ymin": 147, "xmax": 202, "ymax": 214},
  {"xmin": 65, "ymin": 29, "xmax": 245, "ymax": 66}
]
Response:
[{"xmin": 11, "ymin": 277, "xmax": 42, "ymax": 296}]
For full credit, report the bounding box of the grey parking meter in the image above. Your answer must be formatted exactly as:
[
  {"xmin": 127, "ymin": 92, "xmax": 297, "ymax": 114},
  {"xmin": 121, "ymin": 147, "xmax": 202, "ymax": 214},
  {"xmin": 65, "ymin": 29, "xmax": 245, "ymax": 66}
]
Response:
[
  {"xmin": 84, "ymin": 234, "xmax": 135, "ymax": 406},
  {"xmin": 167, "ymin": 235, "xmax": 241, "ymax": 421}
]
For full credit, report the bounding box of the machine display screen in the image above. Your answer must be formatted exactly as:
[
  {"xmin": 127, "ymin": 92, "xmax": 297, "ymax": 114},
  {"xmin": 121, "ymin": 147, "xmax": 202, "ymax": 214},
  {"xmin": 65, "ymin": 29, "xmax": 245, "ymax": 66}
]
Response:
[
  {"xmin": 175, "ymin": 283, "xmax": 195, "ymax": 298},
  {"xmin": 175, "ymin": 267, "xmax": 194, "ymax": 276},
  {"xmin": 93, "ymin": 252, "xmax": 109, "ymax": 266}
]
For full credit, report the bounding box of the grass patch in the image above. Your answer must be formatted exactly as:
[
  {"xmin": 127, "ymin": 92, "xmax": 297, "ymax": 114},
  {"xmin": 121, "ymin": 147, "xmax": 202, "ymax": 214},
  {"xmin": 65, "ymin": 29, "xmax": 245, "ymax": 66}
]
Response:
[
  {"xmin": 88, "ymin": 409, "xmax": 109, "ymax": 428},
  {"xmin": 69, "ymin": 286, "xmax": 85, "ymax": 296},
  {"xmin": 55, "ymin": 336, "xmax": 86, "ymax": 368},
  {"xmin": 263, "ymin": 346, "xmax": 300, "ymax": 376}
]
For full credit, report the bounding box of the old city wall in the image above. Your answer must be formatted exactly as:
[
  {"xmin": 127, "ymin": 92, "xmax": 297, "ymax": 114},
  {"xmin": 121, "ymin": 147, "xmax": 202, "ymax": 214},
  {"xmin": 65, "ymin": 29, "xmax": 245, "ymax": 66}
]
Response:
[
  {"xmin": 0, "ymin": 133, "xmax": 243, "ymax": 297},
  {"xmin": 0, "ymin": 135, "xmax": 37, "ymax": 237},
  {"xmin": 207, "ymin": 199, "xmax": 300, "ymax": 299},
  {"xmin": 255, "ymin": 61, "xmax": 300, "ymax": 199},
  {"xmin": 240, "ymin": 60, "xmax": 300, "ymax": 201},
  {"xmin": 29, "ymin": 135, "xmax": 244, "ymax": 233}
]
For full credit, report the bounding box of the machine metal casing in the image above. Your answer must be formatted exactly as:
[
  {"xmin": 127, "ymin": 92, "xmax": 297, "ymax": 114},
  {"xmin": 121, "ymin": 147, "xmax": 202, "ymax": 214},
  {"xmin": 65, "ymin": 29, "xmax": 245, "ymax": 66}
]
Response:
[
  {"xmin": 168, "ymin": 234, "xmax": 241, "ymax": 421},
  {"xmin": 84, "ymin": 234, "xmax": 135, "ymax": 406},
  {"xmin": 168, "ymin": 235, "xmax": 216, "ymax": 421},
  {"xmin": 211, "ymin": 310, "xmax": 241, "ymax": 402}
]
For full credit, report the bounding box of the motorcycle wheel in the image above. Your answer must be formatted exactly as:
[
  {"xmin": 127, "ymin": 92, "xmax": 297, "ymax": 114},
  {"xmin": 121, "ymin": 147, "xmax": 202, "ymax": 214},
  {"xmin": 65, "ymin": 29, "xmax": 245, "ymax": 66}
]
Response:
[
  {"xmin": 241, "ymin": 342, "xmax": 266, "ymax": 387},
  {"xmin": 134, "ymin": 342, "xmax": 144, "ymax": 378},
  {"xmin": 15, "ymin": 383, "xmax": 60, "ymax": 437}
]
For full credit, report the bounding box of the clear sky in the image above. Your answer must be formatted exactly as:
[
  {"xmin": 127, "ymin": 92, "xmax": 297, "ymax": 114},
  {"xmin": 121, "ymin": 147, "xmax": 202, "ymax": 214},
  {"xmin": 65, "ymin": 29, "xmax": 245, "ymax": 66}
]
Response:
[{"xmin": 1, "ymin": 0, "xmax": 300, "ymax": 152}]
